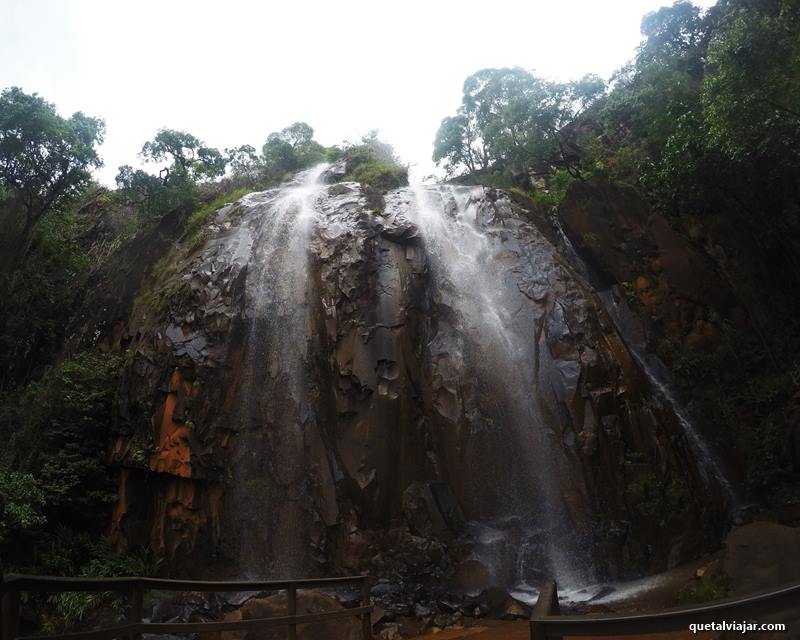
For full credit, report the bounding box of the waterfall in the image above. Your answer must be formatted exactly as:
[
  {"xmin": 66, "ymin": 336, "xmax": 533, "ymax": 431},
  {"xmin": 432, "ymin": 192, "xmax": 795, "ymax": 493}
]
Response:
[
  {"xmin": 598, "ymin": 289, "xmax": 738, "ymax": 508},
  {"xmin": 551, "ymin": 216, "xmax": 739, "ymax": 511},
  {"xmin": 204, "ymin": 166, "xmax": 728, "ymax": 591},
  {"xmin": 226, "ymin": 164, "xmax": 329, "ymax": 578},
  {"xmin": 405, "ymin": 183, "xmax": 591, "ymax": 592}
]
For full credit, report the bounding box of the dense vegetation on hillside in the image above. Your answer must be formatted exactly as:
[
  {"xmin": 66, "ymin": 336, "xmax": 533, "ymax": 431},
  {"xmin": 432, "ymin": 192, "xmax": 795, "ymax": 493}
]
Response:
[
  {"xmin": 434, "ymin": 0, "xmax": 800, "ymax": 500},
  {"xmin": 435, "ymin": 0, "xmax": 800, "ymax": 216}
]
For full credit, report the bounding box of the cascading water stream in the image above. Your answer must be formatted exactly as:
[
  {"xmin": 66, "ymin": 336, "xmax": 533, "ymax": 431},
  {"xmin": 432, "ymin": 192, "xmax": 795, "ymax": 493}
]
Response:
[
  {"xmin": 551, "ymin": 216, "xmax": 739, "ymax": 511},
  {"xmin": 599, "ymin": 289, "xmax": 739, "ymax": 508},
  {"xmin": 406, "ymin": 183, "xmax": 592, "ymax": 592},
  {"xmin": 226, "ymin": 164, "xmax": 329, "ymax": 578}
]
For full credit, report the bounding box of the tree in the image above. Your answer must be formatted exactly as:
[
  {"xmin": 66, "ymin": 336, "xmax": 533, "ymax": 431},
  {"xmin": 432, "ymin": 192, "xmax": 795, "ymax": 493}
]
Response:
[
  {"xmin": 279, "ymin": 122, "xmax": 314, "ymax": 147},
  {"xmin": 432, "ymin": 68, "xmax": 604, "ymax": 178},
  {"xmin": 433, "ymin": 114, "xmax": 488, "ymax": 175},
  {"xmin": 261, "ymin": 122, "xmax": 325, "ymax": 181},
  {"xmin": 638, "ymin": 0, "xmax": 709, "ymax": 70},
  {"xmin": 115, "ymin": 165, "xmax": 166, "ymax": 212},
  {"xmin": 225, "ymin": 144, "xmax": 261, "ymax": 179},
  {"xmin": 0, "ymin": 87, "xmax": 104, "ymax": 248},
  {"xmin": 140, "ymin": 129, "xmax": 226, "ymax": 183},
  {"xmin": 702, "ymin": 0, "xmax": 800, "ymax": 171},
  {"xmin": 587, "ymin": 2, "xmax": 713, "ymax": 188}
]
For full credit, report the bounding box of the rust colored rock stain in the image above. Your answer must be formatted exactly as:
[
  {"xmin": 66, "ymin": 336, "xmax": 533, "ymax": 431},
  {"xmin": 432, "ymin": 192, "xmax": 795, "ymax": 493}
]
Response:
[
  {"xmin": 150, "ymin": 477, "xmax": 213, "ymax": 557},
  {"xmin": 109, "ymin": 468, "xmax": 129, "ymax": 539},
  {"xmin": 150, "ymin": 368, "xmax": 193, "ymax": 478}
]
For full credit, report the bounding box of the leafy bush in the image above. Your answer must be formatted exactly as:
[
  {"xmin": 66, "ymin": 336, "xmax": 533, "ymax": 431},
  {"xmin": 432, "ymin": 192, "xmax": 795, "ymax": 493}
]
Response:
[
  {"xmin": 657, "ymin": 324, "xmax": 795, "ymax": 491},
  {"xmin": 51, "ymin": 538, "xmax": 161, "ymax": 626},
  {"xmin": 343, "ymin": 132, "xmax": 408, "ymax": 193},
  {"xmin": 0, "ymin": 470, "xmax": 47, "ymax": 542},
  {"xmin": 115, "ymin": 165, "xmax": 198, "ymax": 224},
  {"xmin": 675, "ymin": 574, "xmax": 727, "ymax": 605},
  {"xmin": 1, "ymin": 351, "xmax": 122, "ymax": 530},
  {"xmin": 261, "ymin": 122, "xmax": 327, "ymax": 182}
]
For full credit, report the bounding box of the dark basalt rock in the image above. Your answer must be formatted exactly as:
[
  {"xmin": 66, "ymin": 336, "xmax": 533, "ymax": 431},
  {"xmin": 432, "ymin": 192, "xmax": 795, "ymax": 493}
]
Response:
[{"xmin": 103, "ymin": 172, "xmax": 725, "ymax": 590}]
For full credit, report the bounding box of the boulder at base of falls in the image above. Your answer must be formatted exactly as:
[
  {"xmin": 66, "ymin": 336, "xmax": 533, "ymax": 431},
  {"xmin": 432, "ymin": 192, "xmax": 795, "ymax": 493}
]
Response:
[
  {"xmin": 200, "ymin": 589, "xmax": 360, "ymax": 640},
  {"xmin": 478, "ymin": 587, "xmax": 532, "ymax": 620},
  {"xmin": 723, "ymin": 521, "xmax": 800, "ymax": 595}
]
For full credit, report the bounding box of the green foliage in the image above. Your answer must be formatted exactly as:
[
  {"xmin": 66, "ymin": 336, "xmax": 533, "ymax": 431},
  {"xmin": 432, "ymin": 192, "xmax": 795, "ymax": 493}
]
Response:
[
  {"xmin": 0, "ymin": 87, "xmax": 105, "ymax": 230},
  {"xmin": 581, "ymin": 0, "xmax": 800, "ymax": 220},
  {"xmin": 261, "ymin": 121, "xmax": 326, "ymax": 182},
  {"xmin": 524, "ymin": 168, "xmax": 581, "ymax": 208},
  {"xmin": 115, "ymin": 128, "xmax": 230, "ymax": 226},
  {"xmin": 324, "ymin": 146, "xmax": 344, "ymax": 162},
  {"xmin": 114, "ymin": 164, "xmax": 196, "ymax": 222},
  {"xmin": 703, "ymin": 1, "xmax": 800, "ymax": 170},
  {"xmin": 140, "ymin": 128, "xmax": 226, "ymax": 182},
  {"xmin": 0, "ymin": 350, "xmax": 139, "ymax": 629},
  {"xmin": 675, "ymin": 574, "xmax": 727, "ymax": 605},
  {"xmin": 186, "ymin": 187, "xmax": 250, "ymax": 234},
  {"xmin": 625, "ymin": 463, "xmax": 689, "ymax": 525},
  {"xmin": 0, "ymin": 470, "xmax": 47, "ymax": 542},
  {"xmin": 51, "ymin": 538, "xmax": 161, "ymax": 626},
  {"xmin": 185, "ymin": 186, "xmax": 251, "ymax": 249},
  {"xmin": 433, "ymin": 67, "xmax": 604, "ymax": 179},
  {"xmin": 343, "ymin": 131, "xmax": 408, "ymax": 193},
  {"xmin": 1, "ymin": 351, "xmax": 122, "ymax": 529},
  {"xmin": 433, "ymin": 113, "xmax": 486, "ymax": 176},
  {"xmin": 225, "ymin": 144, "xmax": 260, "ymax": 179},
  {"xmin": 658, "ymin": 324, "xmax": 795, "ymax": 489},
  {"xmin": 0, "ymin": 209, "xmax": 90, "ymax": 387}
]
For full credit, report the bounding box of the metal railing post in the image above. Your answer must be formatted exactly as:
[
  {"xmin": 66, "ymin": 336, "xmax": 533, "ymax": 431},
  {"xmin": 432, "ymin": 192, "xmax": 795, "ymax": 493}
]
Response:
[
  {"xmin": 287, "ymin": 584, "xmax": 297, "ymax": 640},
  {"xmin": 128, "ymin": 579, "xmax": 143, "ymax": 640},
  {"xmin": 361, "ymin": 578, "xmax": 372, "ymax": 639},
  {"xmin": 530, "ymin": 580, "xmax": 561, "ymax": 640}
]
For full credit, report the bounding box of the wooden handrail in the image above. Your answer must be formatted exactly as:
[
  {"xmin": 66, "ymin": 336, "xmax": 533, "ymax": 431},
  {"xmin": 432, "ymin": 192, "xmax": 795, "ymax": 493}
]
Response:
[
  {"xmin": 2, "ymin": 573, "xmax": 367, "ymax": 592},
  {"xmin": 0, "ymin": 573, "xmax": 373, "ymax": 640},
  {"xmin": 530, "ymin": 579, "xmax": 800, "ymax": 639}
]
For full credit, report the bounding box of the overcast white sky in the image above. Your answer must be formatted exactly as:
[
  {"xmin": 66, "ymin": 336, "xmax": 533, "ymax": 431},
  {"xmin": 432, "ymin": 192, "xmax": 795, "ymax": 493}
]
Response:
[{"xmin": 1, "ymin": 0, "xmax": 716, "ymax": 185}]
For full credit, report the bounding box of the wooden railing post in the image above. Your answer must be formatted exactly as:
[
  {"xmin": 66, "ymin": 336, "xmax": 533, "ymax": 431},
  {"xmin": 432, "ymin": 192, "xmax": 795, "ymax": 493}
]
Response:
[
  {"xmin": 530, "ymin": 580, "xmax": 561, "ymax": 640},
  {"xmin": 287, "ymin": 584, "xmax": 297, "ymax": 640},
  {"xmin": 361, "ymin": 578, "xmax": 372, "ymax": 640},
  {"xmin": 1, "ymin": 590, "xmax": 21, "ymax": 640},
  {"xmin": 128, "ymin": 579, "xmax": 143, "ymax": 640}
]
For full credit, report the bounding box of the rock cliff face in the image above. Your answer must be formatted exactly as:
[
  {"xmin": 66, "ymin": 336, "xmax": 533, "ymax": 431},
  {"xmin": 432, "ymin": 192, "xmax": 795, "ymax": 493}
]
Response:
[
  {"xmin": 556, "ymin": 179, "xmax": 800, "ymax": 491},
  {"xmin": 105, "ymin": 167, "xmax": 727, "ymax": 593},
  {"xmin": 557, "ymin": 179, "xmax": 736, "ymax": 352}
]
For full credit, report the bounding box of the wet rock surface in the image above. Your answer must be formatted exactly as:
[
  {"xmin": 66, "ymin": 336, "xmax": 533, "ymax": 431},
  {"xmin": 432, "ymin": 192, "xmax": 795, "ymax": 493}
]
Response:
[{"xmin": 106, "ymin": 170, "xmax": 724, "ymax": 594}]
